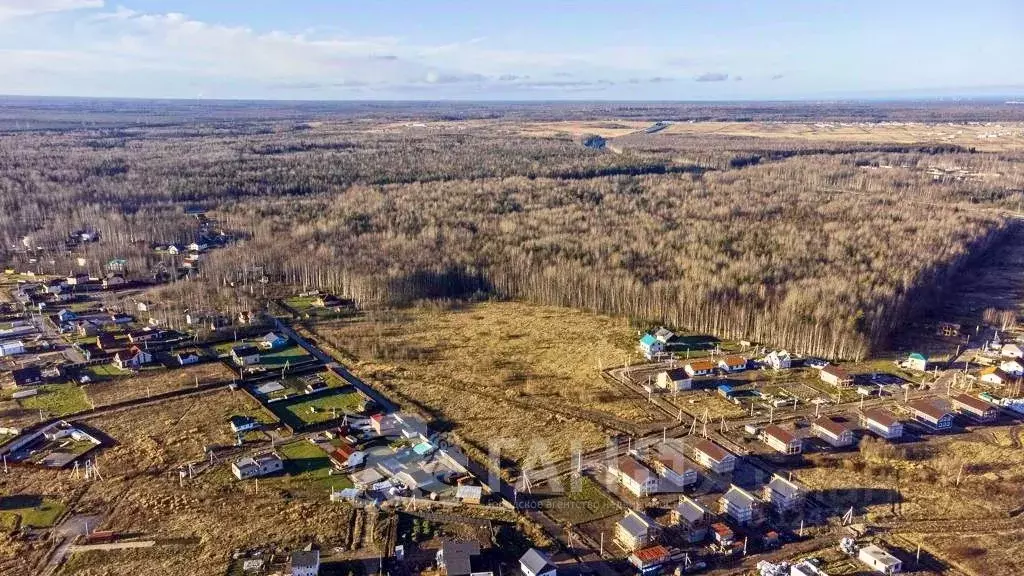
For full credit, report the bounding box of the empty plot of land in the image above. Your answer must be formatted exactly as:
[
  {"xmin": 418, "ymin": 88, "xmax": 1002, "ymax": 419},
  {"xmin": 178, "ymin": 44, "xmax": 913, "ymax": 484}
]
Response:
[
  {"xmin": 651, "ymin": 121, "xmax": 1024, "ymax": 152},
  {"xmin": 317, "ymin": 302, "xmax": 659, "ymax": 467},
  {"xmin": 83, "ymin": 363, "xmax": 235, "ymax": 407}
]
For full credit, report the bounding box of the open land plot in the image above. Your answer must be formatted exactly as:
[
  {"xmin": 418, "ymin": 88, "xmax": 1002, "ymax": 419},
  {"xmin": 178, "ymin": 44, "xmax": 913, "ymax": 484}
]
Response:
[
  {"xmin": 83, "ymin": 363, "xmax": 131, "ymax": 383},
  {"xmin": 315, "ymin": 301, "xmax": 659, "ymax": 466},
  {"xmin": 794, "ymin": 426, "xmax": 1024, "ymax": 576},
  {"xmin": 254, "ymin": 369, "xmax": 346, "ymax": 401},
  {"xmin": 83, "ymin": 362, "xmax": 235, "ymax": 407},
  {"xmin": 258, "ymin": 344, "xmax": 314, "ymax": 367},
  {"xmin": 269, "ymin": 386, "xmax": 364, "ymax": 429},
  {"xmin": 0, "ymin": 495, "xmax": 66, "ymax": 529},
  {"xmin": 319, "ymin": 301, "xmax": 658, "ymax": 423},
  {"xmin": 0, "ymin": 390, "xmax": 357, "ymax": 576},
  {"xmin": 0, "ymin": 383, "xmax": 91, "ymax": 428},
  {"xmin": 647, "ymin": 121, "xmax": 1024, "ymax": 152},
  {"xmin": 532, "ymin": 474, "xmax": 622, "ymax": 526}
]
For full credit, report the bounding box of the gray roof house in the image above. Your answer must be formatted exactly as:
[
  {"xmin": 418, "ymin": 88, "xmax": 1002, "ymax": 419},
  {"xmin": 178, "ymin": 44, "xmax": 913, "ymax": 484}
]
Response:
[
  {"xmin": 437, "ymin": 541, "xmax": 482, "ymax": 576},
  {"xmin": 520, "ymin": 548, "xmax": 556, "ymax": 576}
]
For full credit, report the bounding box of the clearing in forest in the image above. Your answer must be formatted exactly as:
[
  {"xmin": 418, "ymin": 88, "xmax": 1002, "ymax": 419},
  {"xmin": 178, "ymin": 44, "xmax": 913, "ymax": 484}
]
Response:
[{"xmin": 315, "ymin": 301, "xmax": 660, "ymax": 468}]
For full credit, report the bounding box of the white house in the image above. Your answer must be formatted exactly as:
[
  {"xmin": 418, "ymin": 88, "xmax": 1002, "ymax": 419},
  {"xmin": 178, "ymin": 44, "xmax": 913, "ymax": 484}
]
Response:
[
  {"xmin": 231, "ymin": 345, "xmax": 261, "ymax": 366},
  {"xmin": 684, "ymin": 360, "xmax": 716, "ymax": 377},
  {"xmin": 231, "ymin": 452, "xmax": 284, "ymax": 480},
  {"xmin": 908, "ymin": 399, "xmax": 953, "ymax": 430},
  {"xmin": 1000, "ymin": 359, "xmax": 1024, "ymax": 377},
  {"xmin": 656, "ymin": 368, "xmax": 692, "ymax": 392},
  {"xmin": 950, "ymin": 394, "xmax": 999, "ymax": 422},
  {"xmin": 176, "ymin": 352, "xmax": 201, "ymax": 366},
  {"xmin": 670, "ymin": 496, "xmax": 712, "ymax": 543},
  {"xmin": 611, "ymin": 457, "xmax": 659, "ymax": 497},
  {"xmin": 979, "ymin": 366, "xmax": 1009, "ymax": 386},
  {"xmin": 719, "ymin": 485, "xmax": 763, "ymax": 525},
  {"xmin": 1001, "ymin": 343, "xmax": 1024, "ymax": 359},
  {"xmin": 765, "ymin": 350, "xmax": 792, "ymax": 370},
  {"xmin": 639, "ymin": 334, "xmax": 665, "ymax": 360},
  {"xmin": 519, "ymin": 548, "xmax": 556, "ymax": 576},
  {"xmin": 820, "ymin": 365, "xmax": 854, "ymax": 388},
  {"xmin": 717, "ymin": 355, "xmax": 747, "ymax": 373},
  {"xmin": 614, "ymin": 510, "xmax": 660, "ymax": 551},
  {"xmin": 102, "ymin": 275, "xmax": 126, "ymax": 289},
  {"xmin": 114, "ymin": 347, "xmax": 153, "ymax": 370},
  {"xmin": 290, "ymin": 550, "xmax": 320, "ymax": 576},
  {"xmin": 905, "ymin": 352, "xmax": 928, "ymax": 371},
  {"xmin": 0, "ymin": 340, "xmax": 25, "ymax": 357},
  {"xmin": 653, "ymin": 327, "xmax": 674, "ymax": 344},
  {"xmin": 762, "ymin": 473, "xmax": 805, "ymax": 513},
  {"xmin": 858, "ymin": 544, "xmax": 902, "ymax": 574},
  {"xmin": 650, "ymin": 445, "xmax": 698, "ymax": 487},
  {"xmin": 812, "ymin": 418, "xmax": 855, "ymax": 448},
  {"xmin": 859, "ymin": 410, "xmax": 904, "ymax": 440},
  {"xmin": 692, "ymin": 439, "xmax": 737, "ymax": 473},
  {"xmin": 760, "ymin": 425, "xmax": 802, "ymax": 454}
]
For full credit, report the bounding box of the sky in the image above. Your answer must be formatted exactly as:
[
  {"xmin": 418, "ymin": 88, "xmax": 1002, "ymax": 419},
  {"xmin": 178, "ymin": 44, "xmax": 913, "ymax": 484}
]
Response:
[{"xmin": 0, "ymin": 0, "xmax": 1021, "ymax": 100}]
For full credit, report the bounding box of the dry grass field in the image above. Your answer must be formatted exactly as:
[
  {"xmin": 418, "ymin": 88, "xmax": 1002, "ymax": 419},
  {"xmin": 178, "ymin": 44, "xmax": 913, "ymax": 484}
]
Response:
[
  {"xmin": 795, "ymin": 426, "xmax": 1024, "ymax": 576},
  {"xmin": 380, "ymin": 119, "xmax": 650, "ymax": 139},
  {"xmin": 83, "ymin": 363, "xmax": 236, "ymax": 408},
  {"xmin": 654, "ymin": 121, "xmax": 1024, "ymax": 152},
  {"xmin": 314, "ymin": 301, "xmax": 659, "ymax": 467},
  {"xmin": 0, "ymin": 390, "xmax": 356, "ymax": 576}
]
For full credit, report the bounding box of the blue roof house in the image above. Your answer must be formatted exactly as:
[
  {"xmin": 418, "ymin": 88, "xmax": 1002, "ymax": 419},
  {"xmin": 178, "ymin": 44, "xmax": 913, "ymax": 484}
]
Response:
[{"xmin": 639, "ymin": 334, "xmax": 665, "ymax": 360}]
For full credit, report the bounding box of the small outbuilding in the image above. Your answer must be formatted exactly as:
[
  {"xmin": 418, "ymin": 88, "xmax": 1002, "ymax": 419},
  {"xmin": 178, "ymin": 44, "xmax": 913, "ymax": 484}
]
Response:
[{"xmin": 858, "ymin": 544, "xmax": 902, "ymax": 574}]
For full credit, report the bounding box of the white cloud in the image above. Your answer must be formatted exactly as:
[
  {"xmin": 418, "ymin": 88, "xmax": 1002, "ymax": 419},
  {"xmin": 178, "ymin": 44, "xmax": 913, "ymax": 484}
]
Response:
[
  {"xmin": 0, "ymin": 5, "xmax": 731, "ymax": 98},
  {"xmin": 0, "ymin": 0, "xmax": 103, "ymax": 21}
]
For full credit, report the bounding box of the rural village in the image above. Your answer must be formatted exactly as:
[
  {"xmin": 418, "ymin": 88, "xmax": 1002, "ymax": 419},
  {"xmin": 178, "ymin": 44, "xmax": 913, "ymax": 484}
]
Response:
[{"xmin": 2, "ymin": 202, "xmax": 1024, "ymax": 576}]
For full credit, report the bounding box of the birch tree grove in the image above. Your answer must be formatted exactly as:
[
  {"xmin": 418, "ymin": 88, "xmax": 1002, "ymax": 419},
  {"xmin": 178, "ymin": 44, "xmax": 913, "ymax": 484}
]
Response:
[{"xmin": 1, "ymin": 102, "xmax": 1023, "ymax": 360}]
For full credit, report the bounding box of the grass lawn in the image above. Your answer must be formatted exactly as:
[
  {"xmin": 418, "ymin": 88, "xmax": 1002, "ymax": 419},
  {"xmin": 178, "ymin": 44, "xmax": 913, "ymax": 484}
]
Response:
[
  {"xmin": 0, "ymin": 495, "xmax": 66, "ymax": 528},
  {"xmin": 284, "ymin": 296, "xmax": 347, "ymax": 321},
  {"xmin": 86, "ymin": 363, "xmax": 130, "ymax": 381},
  {"xmin": 259, "ymin": 344, "xmax": 313, "ymax": 367},
  {"xmin": 18, "ymin": 384, "xmax": 91, "ymax": 416},
  {"xmin": 539, "ymin": 475, "xmax": 621, "ymax": 525},
  {"xmin": 270, "ymin": 387, "xmax": 363, "ymax": 429},
  {"xmin": 275, "ymin": 440, "xmax": 353, "ymax": 494}
]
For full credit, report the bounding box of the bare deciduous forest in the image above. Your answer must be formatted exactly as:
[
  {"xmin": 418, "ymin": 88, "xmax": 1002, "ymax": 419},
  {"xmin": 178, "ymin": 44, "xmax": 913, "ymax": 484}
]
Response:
[{"xmin": 3, "ymin": 98, "xmax": 1024, "ymax": 359}]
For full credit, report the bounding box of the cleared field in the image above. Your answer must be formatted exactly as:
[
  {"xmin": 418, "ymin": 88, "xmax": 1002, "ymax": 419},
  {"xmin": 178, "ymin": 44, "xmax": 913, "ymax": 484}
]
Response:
[
  {"xmin": 16, "ymin": 383, "xmax": 91, "ymax": 417},
  {"xmin": 796, "ymin": 426, "xmax": 1024, "ymax": 576},
  {"xmin": 652, "ymin": 121, "xmax": 1024, "ymax": 152},
  {"xmin": 0, "ymin": 390, "xmax": 358, "ymax": 576},
  {"xmin": 83, "ymin": 362, "xmax": 235, "ymax": 407},
  {"xmin": 316, "ymin": 302, "xmax": 656, "ymax": 467}
]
